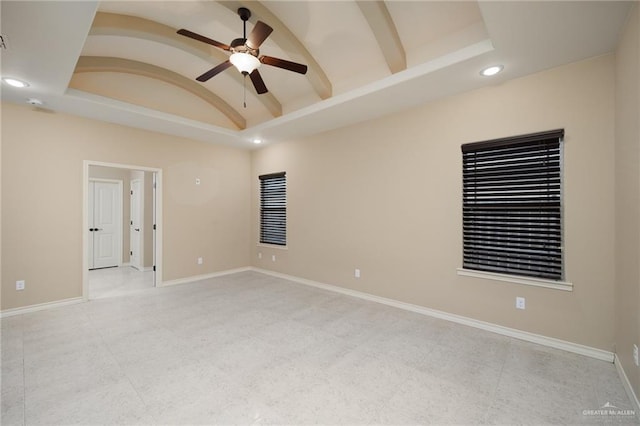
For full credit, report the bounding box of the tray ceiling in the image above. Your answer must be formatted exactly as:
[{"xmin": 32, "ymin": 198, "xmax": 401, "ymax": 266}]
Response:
[{"xmin": 0, "ymin": 1, "xmax": 633, "ymax": 148}]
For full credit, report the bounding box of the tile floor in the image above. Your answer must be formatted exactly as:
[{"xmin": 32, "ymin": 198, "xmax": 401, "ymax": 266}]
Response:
[
  {"xmin": 89, "ymin": 266, "xmax": 154, "ymax": 299},
  {"xmin": 1, "ymin": 271, "xmax": 638, "ymax": 425}
]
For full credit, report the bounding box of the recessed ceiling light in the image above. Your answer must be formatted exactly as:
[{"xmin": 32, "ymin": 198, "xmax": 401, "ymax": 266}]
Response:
[
  {"xmin": 253, "ymin": 139, "xmax": 262, "ymax": 144},
  {"xmin": 2, "ymin": 77, "xmax": 29, "ymax": 88},
  {"xmin": 480, "ymin": 65, "xmax": 503, "ymax": 77}
]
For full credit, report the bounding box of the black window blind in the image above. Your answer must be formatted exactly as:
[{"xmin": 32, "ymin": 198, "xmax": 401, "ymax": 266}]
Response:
[
  {"xmin": 259, "ymin": 172, "xmax": 286, "ymax": 246},
  {"xmin": 461, "ymin": 130, "xmax": 564, "ymax": 280}
]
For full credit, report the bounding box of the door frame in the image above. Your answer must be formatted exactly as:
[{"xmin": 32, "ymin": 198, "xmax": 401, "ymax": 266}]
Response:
[
  {"xmin": 88, "ymin": 178, "xmax": 123, "ymax": 269},
  {"xmin": 83, "ymin": 160, "xmax": 163, "ymax": 302},
  {"xmin": 129, "ymin": 178, "xmax": 143, "ymax": 271}
]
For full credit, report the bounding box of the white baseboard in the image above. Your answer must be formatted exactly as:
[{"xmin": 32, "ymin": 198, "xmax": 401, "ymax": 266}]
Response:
[
  {"xmin": 161, "ymin": 267, "xmax": 252, "ymax": 287},
  {"xmin": 614, "ymin": 354, "xmax": 640, "ymax": 417},
  {"xmin": 1, "ymin": 297, "xmax": 84, "ymax": 318},
  {"xmin": 251, "ymin": 267, "xmax": 615, "ymax": 363}
]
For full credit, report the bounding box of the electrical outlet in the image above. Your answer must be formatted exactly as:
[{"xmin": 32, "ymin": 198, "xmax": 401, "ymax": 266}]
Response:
[
  {"xmin": 516, "ymin": 297, "xmax": 525, "ymax": 310},
  {"xmin": 271, "ymin": 255, "xmax": 276, "ymax": 262},
  {"xmin": 195, "ymin": 178, "xmax": 201, "ymax": 185},
  {"xmin": 197, "ymin": 257, "xmax": 203, "ymax": 265},
  {"xmin": 633, "ymin": 344, "xmax": 639, "ymax": 367},
  {"xmin": 354, "ymin": 268, "xmax": 361, "ymax": 278},
  {"xmin": 16, "ymin": 280, "xmax": 25, "ymax": 291}
]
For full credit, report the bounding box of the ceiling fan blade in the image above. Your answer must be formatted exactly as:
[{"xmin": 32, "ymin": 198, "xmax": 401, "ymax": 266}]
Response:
[
  {"xmin": 196, "ymin": 60, "xmax": 233, "ymax": 82},
  {"xmin": 246, "ymin": 21, "xmax": 273, "ymax": 49},
  {"xmin": 177, "ymin": 29, "xmax": 230, "ymax": 51},
  {"xmin": 260, "ymin": 56, "xmax": 308, "ymax": 75},
  {"xmin": 249, "ymin": 69, "xmax": 268, "ymax": 94}
]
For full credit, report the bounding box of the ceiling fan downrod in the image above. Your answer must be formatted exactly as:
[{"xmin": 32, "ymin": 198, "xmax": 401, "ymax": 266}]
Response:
[{"xmin": 238, "ymin": 7, "xmax": 251, "ymax": 39}]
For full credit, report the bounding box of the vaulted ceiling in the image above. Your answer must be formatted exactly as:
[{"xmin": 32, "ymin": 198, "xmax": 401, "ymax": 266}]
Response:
[{"xmin": 0, "ymin": 1, "xmax": 634, "ymax": 148}]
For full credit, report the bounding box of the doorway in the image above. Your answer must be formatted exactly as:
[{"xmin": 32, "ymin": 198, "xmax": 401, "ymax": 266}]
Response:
[{"xmin": 83, "ymin": 161, "xmax": 163, "ymax": 301}]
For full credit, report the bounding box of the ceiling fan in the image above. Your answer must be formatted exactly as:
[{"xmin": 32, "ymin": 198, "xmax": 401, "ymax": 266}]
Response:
[{"xmin": 177, "ymin": 7, "xmax": 308, "ymax": 95}]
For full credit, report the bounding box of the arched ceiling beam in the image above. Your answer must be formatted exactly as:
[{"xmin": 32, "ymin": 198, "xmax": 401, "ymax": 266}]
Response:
[
  {"xmin": 218, "ymin": 1, "xmax": 332, "ymax": 100},
  {"xmin": 89, "ymin": 12, "xmax": 282, "ymax": 117},
  {"xmin": 75, "ymin": 56, "xmax": 246, "ymax": 129},
  {"xmin": 357, "ymin": 1, "xmax": 406, "ymax": 74}
]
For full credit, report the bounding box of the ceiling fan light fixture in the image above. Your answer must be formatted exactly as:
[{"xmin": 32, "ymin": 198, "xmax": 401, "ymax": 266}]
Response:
[
  {"xmin": 480, "ymin": 65, "xmax": 503, "ymax": 77},
  {"xmin": 230, "ymin": 52, "xmax": 261, "ymax": 74}
]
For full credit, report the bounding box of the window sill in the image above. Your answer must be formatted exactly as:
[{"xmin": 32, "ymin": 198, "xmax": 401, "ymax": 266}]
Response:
[
  {"xmin": 257, "ymin": 243, "xmax": 288, "ymax": 250},
  {"xmin": 457, "ymin": 268, "xmax": 573, "ymax": 292}
]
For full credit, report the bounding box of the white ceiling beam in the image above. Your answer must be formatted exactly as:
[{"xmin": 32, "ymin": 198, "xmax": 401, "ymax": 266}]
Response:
[
  {"xmin": 357, "ymin": 1, "xmax": 406, "ymax": 74},
  {"xmin": 75, "ymin": 56, "xmax": 246, "ymax": 130}
]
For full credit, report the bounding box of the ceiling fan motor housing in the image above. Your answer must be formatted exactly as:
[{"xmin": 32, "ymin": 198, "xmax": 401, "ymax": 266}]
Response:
[{"xmin": 230, "ymin": 38, "xmax": 259, "ymax": 57}]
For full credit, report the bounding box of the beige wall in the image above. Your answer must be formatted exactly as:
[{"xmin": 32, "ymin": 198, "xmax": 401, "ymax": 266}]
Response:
[
  {"xmin": 1, "ymin": 104, "xmax": 251, "ymax": 310},
  {"xmin": 615, "ymin": 4, "xmax": 640, "ymax": 401},
  {"xmin": 251, "ymin": 54, "xmax": 616, "ymax": 351}
]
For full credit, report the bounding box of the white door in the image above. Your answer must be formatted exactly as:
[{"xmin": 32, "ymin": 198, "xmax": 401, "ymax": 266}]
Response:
[
  {"xmin": 130, "ymin": 179, "xmax": 143, "ymax": 270},
  {"xmin": 89, "ymin": 180, "xmax": 122, "ymax": 269}
]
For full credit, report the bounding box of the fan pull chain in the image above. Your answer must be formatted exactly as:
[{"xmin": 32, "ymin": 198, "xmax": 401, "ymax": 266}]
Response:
[{"xmin": 243, "ymin": 74, "xmax": 247, "ymax": 108}]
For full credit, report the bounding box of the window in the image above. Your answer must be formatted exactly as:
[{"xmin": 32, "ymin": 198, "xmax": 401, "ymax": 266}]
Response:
[
  {"xmin": 259, "ymin": 172, "xmax": 286, "ymax": 246},
  {"xmin": 461, "ymin": 129, "xmax": 564, "ymax": 281}
]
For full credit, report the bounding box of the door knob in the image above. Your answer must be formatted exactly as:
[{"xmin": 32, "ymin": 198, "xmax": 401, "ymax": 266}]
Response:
[{"xmin": 135, "ymin": 228, "xmax": 140, "ymax": 232}]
